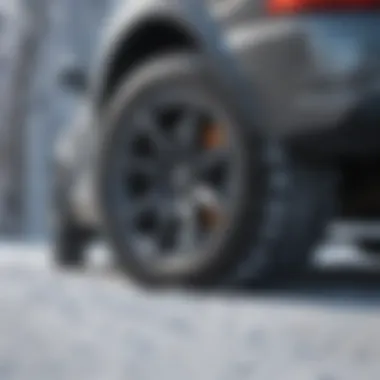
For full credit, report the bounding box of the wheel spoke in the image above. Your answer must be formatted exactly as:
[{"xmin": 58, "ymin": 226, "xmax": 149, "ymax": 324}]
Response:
[
  {"xmin": 133, "ymin": 110, "xmax": 170, "ymax": 152},
  {"xmin": 127, "ymin": 196, "xmax": 180, "ymax": 257},
  {"xmin": 176, "ymin": 110, "xmax": 200, "ymax": 149},
  {"xmin": 155, "ymin": 199, "xmax": 181, "ymax": 253},
  {"xmin": 127, "ymin": 192, "xmax": 160, "ymax": 217},
  {"xmin": 133, "ymin": 236, "xmax": 160, "ymax": 260},
  {"xmin": 177, "ymin": 200, "xmax": 200, "ymax": 254},
  {"xmin": 192, "ymin": 183, "xmax": 226, "ymax": 215},
  {"xmin": 202, "ymin": 148, "xmax": 229, "ymax": 167}
]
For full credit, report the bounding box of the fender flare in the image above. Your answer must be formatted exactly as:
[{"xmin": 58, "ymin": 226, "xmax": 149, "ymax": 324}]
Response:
[{"xmin": 90, "ymin": 0, "xmax": 261, "ymax": 131}]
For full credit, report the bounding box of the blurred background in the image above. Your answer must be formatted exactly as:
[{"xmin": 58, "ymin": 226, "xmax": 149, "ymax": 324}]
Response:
[{"xmin": 0, "ymin": 0, "xmax": 113, "ymax": 240}]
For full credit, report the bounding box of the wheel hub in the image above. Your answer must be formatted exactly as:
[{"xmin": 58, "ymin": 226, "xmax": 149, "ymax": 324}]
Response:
[{"xmin": 171, "ymin": 164, "xmax": 193, "ymax": 192}]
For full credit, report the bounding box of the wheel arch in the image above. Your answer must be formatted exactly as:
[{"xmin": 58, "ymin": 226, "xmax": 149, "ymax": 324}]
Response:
[{"xmin": 96, "ymin": 18, "xmax": 201, "ymax": 110}]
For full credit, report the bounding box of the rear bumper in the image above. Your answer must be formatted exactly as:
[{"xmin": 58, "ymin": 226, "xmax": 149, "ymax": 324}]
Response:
[{"xmin": 228, "ymin": 14, "xmax": 380, "ymax": 155}]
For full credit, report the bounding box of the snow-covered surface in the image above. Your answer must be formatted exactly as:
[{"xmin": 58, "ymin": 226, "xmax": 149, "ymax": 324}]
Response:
[{"xmin": 0, "ymin": 241, "xmax": 379, "ymax": 380}]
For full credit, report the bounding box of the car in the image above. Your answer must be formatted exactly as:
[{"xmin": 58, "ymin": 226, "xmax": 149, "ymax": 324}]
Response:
[{"xmin": 53, "ymin": 0, "xmax": 380, "ymax": 287}]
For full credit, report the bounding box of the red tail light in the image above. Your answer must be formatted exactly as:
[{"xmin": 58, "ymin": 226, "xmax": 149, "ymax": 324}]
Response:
[{"xmin": 268, "ymin": 0, "xmax": 380, "ymax": 14}]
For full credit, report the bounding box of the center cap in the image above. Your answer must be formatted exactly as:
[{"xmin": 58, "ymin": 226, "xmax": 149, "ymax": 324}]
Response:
[{"xmin": 172, "ymin": 165, "xmax": 192, "ymax": 190}]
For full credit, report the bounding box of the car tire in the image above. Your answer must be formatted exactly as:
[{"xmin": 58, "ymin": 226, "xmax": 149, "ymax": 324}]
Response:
[{"xmin": 97, "ymin": 53, "xmax": 337, "ymax": 287}]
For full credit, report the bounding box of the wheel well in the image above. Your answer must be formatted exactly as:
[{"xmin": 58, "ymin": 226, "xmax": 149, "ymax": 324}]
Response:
[
  {"xmin": 101, "ymin": 21, "xmax": 199, "ymax": 106},
  {"xmin": 340, "ymin": 155, "xmax": 380, "ymax": 218}
]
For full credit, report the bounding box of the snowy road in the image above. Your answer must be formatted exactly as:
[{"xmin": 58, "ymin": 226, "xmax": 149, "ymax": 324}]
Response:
[{"xmin": 0, "ymin": 241, "xmax": 379, "ymax": 380}]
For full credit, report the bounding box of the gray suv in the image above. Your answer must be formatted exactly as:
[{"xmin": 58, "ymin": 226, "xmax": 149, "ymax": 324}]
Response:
[{"xmin": 53, "ymin": 0, "xmax": 380, "ymax": 287}]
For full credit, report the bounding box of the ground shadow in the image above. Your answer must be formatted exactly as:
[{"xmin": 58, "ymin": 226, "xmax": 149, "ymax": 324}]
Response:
[{"xmin": 212, "ymin": 267, "xmax": 380, "ymax": 311}]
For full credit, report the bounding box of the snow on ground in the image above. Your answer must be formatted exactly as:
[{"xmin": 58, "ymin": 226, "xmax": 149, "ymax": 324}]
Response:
[{"xmin": 0, "ymin": 239, "xmax": 379, "ymax": 380}]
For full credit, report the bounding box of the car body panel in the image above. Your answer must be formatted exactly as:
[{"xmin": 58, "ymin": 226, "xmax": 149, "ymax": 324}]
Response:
[
  {"xmin": 54, "ymin": 102, "xmax": 101, "ymax": 226},
  {"xmin": 89, "ymin": 0, "xmax": 262, "ymax": 131},
  {"xmin": 56, "ymin": 1, "xmax": 380, "ymax": 228},
  {"xmin": 91, "ymin": 4, "xmax": 380, "ymax": 144},
  {"xmin": 228, "ymin": 14, "xmax": 380, "ymax": 141}
]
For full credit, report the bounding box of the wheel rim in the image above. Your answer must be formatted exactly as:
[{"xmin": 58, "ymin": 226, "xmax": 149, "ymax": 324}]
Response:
[{"xmin": 105, "ymin": 88, "xmax": 244, "ymax": 269}]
